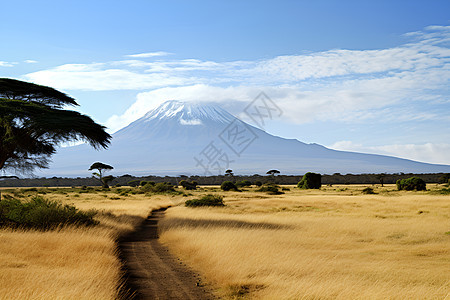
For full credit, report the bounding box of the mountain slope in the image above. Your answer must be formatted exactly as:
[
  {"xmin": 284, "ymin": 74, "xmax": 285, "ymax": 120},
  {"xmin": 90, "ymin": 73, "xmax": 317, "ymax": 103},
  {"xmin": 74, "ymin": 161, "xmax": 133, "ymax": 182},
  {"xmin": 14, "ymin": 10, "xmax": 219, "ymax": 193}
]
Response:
[{"xmin": 40, "ymin": 100, "xmax": 450, "ymax": 177}]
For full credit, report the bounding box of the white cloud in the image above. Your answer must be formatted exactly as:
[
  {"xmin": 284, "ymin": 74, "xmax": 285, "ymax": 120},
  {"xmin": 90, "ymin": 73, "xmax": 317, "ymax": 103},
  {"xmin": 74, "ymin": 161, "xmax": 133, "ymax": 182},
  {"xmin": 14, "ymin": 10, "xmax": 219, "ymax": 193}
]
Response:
[
  {"xmin": 0, "ymin": 61, "xmax": 16, "ymax": 67},
  {"xmin": 126, "ymin": 51, "xmax": 172, "ymax": 58},
  {"xmin": 329, "ymin": 141, "xmax": 450, "ymax": 165},
  {"xmin": 24, "ymin": 63, "xmax": 196, "ymax": 91},
  {"xmin": 22, "ymin": 25, "xmax": 450, "ymax": 137},
  {"xmin": 105, "ymin": 84, "xmax": 260, "ymax": 132},
  {"xmin": 24, "ymin": 60, "xmax": 38, "ymax": 64}
]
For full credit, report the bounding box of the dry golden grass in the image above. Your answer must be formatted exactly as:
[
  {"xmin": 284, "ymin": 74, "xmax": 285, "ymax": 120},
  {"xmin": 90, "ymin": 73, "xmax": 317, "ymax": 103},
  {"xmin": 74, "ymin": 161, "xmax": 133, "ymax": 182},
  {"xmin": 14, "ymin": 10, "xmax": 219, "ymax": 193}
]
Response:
[
  {"xmin": 159, "ymin": 184, "xmax": 450, "ymax": 299},
  {"xmin": 0, "ymin": 187, "xmax": 175, "ymax": 300}
]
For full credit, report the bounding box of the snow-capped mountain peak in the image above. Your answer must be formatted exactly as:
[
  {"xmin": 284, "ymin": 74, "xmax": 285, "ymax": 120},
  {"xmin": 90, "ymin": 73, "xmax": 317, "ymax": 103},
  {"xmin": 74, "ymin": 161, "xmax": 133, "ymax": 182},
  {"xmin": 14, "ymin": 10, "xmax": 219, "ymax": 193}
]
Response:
[{"xmin": 143, "ymin": 100, "xmax": 234, "ymax": 125}]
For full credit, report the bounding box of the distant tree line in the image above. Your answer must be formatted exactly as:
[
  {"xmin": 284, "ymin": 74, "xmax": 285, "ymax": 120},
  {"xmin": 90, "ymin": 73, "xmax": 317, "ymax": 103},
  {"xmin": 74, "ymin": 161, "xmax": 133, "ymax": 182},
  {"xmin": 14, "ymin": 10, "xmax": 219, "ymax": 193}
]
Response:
[{"xmin": 0, "ymin": 173, "xmax": 448, "ymax": 188}]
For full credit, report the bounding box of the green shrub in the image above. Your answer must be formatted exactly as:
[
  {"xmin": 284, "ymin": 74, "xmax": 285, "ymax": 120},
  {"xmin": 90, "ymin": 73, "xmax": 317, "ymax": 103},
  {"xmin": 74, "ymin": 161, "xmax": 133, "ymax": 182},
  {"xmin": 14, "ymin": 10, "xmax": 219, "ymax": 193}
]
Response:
[
  {"xmin": 221, "ymin": 181, "xmax": 239, "ymax": 191},
  {"xmin": 257, "ymin": 184, "xmax": 284, "ymax": 195},
  {"xmin": 142, "ymin": 182, "xmax": 175, "ymax": 193},
  {"xmin": 438, "ymin": 173, "xmax": 450, "ymax": 184},
  {"xmin": 236, "ymin": 180, "xmax": 252, "ymax": 188},
  {"xmin": 0, "ymin": 196, "xmax": 98, "ymax": 230},
  {"xmin": 127, "ymin": 180, "xmax": 140, "ymax": 187},
  {"xmin": 362, "ymin": 187, "xmax": 375, "ymax": 194},
  {"xmin": 185, "ymin": 194, "xmax": 225, "ymax": 207},
  {"xmin": 254, "ymin": 181, "xmax": 263, "ymax": 187},
  {"xmin": 396, "ymin": 177, "xmax": 426, "ymax": 191},
  {"xmin": 179, "ymin": 180, "xmax": 198, "ymax": 190},
  {"xmin": 297, "ymin": 172, "xmax": 322, "ymax": 189},
  {"xmin": 140, "ymin": 181, "xmax": 155, "ymax": 186}
]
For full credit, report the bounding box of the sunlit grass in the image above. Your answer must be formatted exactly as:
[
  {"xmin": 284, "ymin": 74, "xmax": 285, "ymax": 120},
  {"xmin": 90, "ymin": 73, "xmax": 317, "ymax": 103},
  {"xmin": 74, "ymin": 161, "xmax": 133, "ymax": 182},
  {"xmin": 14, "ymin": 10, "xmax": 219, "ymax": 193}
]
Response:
[
  {"xmin": 159, "ymin": 184, "xmax": 450, "ymax": 299},
  {"xmin": 0, "ymin": 187, "xmax": 175, "ymax": 299}
]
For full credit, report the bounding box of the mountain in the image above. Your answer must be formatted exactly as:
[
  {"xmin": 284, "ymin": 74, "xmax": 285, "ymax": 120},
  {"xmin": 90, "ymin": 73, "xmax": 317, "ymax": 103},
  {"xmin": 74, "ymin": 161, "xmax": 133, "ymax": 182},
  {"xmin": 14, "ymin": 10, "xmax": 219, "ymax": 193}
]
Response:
[{"xmin": 39, "ymin": 100, "xmax": 450, "ymax": 177}]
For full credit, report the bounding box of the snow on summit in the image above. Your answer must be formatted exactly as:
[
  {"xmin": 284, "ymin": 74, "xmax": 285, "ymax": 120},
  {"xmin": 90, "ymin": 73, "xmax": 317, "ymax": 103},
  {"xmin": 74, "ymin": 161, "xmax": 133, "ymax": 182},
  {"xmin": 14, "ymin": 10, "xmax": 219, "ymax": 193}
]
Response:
[{"xmin": 143, "ymin": 100, "xmax": 234, "ymax": 125}]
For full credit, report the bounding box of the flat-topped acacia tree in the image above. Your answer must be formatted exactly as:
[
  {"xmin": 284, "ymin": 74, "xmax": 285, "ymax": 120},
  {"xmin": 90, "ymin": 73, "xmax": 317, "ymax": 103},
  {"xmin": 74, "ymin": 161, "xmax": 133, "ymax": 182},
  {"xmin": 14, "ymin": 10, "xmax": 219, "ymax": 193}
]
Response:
[
  {"xmin": 89, "ymin": 162, "xmax": 114, "ymax": 188},
  {"xmin": 0, "ymin": 78, "xmax": 111, "ymax": 174}
]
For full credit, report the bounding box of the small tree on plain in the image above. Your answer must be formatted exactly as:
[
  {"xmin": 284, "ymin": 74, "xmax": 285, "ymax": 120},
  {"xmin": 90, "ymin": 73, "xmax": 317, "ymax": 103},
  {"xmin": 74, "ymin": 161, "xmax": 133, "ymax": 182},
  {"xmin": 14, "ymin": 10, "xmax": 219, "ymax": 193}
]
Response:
[
  {"xmin": 297, "ymin": 172, "xmax": 322, "ymax": 189},
  {"xmin": 266, "ymin": 169, "xmax": 280, "ymax": 176},
  {"xmin": 396, "ymin": 177, "xmax": 426, "ymax": 191},
  {"xmin": 89, "ymin": 162, "xmax": 114, "ymax": 188},
  {"xmin": 376, "ymin": 173, "xmax": 387, "ymax": 187},
  {"xmin": 221, "ymin": 181, "xmax": 238, "ymax": 191}
]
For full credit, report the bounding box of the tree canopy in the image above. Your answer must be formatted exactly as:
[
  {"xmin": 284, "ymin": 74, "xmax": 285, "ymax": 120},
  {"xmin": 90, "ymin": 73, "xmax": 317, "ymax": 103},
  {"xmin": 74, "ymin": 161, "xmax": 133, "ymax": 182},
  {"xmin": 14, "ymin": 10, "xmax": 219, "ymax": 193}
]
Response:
[
  {"xmin": 0, "ymin": 78, "xmax": 111, "ymax": 174},
  {"xmin": 266, "ymin": 169, "xmax": 280, "ymax": 176},
  {"xmin": 89, "ymin": 162, "xmax": 114, "ymax": 188}
]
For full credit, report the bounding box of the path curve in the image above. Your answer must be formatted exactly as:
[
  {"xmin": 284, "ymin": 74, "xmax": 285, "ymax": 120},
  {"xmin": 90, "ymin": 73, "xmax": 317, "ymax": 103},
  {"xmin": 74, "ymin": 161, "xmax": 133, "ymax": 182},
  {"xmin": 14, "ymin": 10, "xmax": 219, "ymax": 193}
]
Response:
[{"xmin": 119, "ymin": 207, "xmax": 216, "ymax": 300}]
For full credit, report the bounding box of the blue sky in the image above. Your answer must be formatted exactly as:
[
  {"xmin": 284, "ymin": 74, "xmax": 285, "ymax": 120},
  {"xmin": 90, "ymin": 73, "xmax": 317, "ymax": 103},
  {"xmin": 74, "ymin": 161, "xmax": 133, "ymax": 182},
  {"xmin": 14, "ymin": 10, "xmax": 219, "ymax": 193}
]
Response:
[{"xmin": 1, "ymin": 0, "xmax": 449, "ymax": 165}]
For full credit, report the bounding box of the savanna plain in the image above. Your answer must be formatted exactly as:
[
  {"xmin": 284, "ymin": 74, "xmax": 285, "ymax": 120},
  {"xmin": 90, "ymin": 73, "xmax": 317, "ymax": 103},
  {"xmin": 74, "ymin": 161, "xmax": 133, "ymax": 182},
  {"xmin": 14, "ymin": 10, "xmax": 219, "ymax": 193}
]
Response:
[{"xmin": 0, "ymin": 183, "xmax": 449, "ymax": 299}]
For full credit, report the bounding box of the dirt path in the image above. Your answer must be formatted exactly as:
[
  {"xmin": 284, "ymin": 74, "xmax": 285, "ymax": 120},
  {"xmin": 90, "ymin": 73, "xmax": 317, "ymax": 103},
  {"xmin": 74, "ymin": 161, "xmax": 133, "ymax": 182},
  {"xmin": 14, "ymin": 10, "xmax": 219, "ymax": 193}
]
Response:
[{"xmin": 119, "ymin": 207, "xmax": 216, "ymax": 299}]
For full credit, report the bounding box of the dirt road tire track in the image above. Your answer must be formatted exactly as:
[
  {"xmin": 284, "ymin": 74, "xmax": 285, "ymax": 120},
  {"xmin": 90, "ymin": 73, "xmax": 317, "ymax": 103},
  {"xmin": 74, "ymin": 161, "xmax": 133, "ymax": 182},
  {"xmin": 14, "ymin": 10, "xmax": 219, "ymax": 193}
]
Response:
[{"xmin": 119, "ymin": 207, "xmax": 216, "ymax": 299}]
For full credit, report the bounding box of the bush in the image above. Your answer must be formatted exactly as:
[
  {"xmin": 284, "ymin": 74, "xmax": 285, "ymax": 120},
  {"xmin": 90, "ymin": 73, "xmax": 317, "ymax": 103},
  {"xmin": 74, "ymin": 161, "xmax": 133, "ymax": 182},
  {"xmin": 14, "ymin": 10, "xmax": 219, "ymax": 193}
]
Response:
[
  {"xmin": 254, "ymin": 181, "xmax": 263, "ymax": 187},
  {"xmin": 179, "ymin": 180, "xmax": 198, "ymax": 190},
  {"xmin": 0, "ymin": 196, "xmax": 98, "ymax": 230},
  {"xmin": 236, "ymin": 180, "xmax": 252, "ymax": 188},
  {"xmin": 438, "ymin": 173, "xmax": 450, "ymax": 184},
  {"xmin": 362, "ymin": 187, "xmax": 375, "ymax": 194},
  {"xmin": 127, "ymin": 180, "xmax": 140, "ymax": 187},
  {"xmin": 221, "ymin": 181, "xmax": 239, "ymax": 191},
  {"xmin": 142, "ymin": 182, "xmax": 175, "ymax": 193},
  {"xmin": 257, "ymin": 183, "xmax": 284, "ymax": 195},
  {"xmin": 396, "ymin": 177, "xmax": 426, "ymax": 191},
  {"xmin": 140, "ymin": 181, "xmax": 155, "ymax": 186},
  {"xmin": 185, "ymin": 194, "xmax": 225, "ymax": 207},
  {"xmin": 297, "ymin": 172, "xmax": 322, "ymax": 189}
]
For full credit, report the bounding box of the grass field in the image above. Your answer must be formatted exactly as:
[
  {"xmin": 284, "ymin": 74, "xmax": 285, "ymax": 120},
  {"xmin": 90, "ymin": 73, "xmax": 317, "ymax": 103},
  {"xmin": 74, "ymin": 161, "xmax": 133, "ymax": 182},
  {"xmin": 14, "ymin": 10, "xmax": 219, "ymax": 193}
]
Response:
[
  {"xmin": 159, "ymin": 184, "xmax": 450, "ymax": 299},
  {"xmin": 0, "ymin": 184, "xmax": 448, "ymax": 299},
  {"xmin": 0, "ymin": 187, "xmax": 174, "ymax": 299}
]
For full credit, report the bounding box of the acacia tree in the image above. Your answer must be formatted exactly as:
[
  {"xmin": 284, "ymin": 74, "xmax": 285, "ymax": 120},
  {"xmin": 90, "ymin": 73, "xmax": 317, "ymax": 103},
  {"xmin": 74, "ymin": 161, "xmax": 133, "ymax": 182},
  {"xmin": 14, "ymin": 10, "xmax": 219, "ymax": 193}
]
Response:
[
  {"xmin": 266, "ymin": 169, "xmax": 280, "ymax": 176},
  {"xmin": 0, "ymin": 78, "xmax": 111, "ymax": 174},
  {"xmin": 89, "ymin": 162, "xmax": 114, "ymax": 188},
  {"xmin": 376, "ymin": 173, "xmax": 386, "ymax": 187}
]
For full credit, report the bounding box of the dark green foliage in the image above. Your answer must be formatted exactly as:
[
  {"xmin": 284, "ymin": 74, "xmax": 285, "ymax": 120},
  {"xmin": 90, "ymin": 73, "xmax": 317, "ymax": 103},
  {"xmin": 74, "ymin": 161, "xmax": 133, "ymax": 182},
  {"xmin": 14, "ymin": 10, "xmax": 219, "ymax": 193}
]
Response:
[
  {"xmin": 438, "ymin": 173, "xmax": 450, "ymax": 184},
  {"xmin": 266, "ymin": 169, "xmax": 280, "ymax": 176},
  {"xmin": 0, "ymin": 196, "xmax": 98, "ymax": 230},
  {"xmin": 0, "ymin": 79, "xmax": 111, "ymax": 174},
  {"xmin": 254, "ymin": 181, "xmax": 263, "ymax": 187},
  {"xmin": 128, "ymin": 180, "xmax": 140, "ymax": 187},
  {"xmin": 225, "ymin": 169, "xmax": 234, "ymax": 176},
  {"xmin": 185, "ymin": 194, "xmax": 225, "ymax": 207},
  {"xmin": 221, "ymin": 181, "xmax": 238, "ymax": 191},
  {"xmin": 140, "ymin": 181, "xmax": 155, "ymax": 186},
  {"xmin": 297, "ymin": 172, "xmax": 322, "ymax": 189},
  {"xmin": 142, "ymin": 182, "xmax": 175, "ymax": 193},
  {"xmin": 236, "ymin": 180, "xmax": 252, "ymax": 188},
  {"xmin": 396, "ymin": 177, "xmax": 426, "ymax": 191},
  {"xmin": 257, "ymin": 183, "xmax": 284, "ymax": 195},
  {"xmin": 89, "ymin": 162, "xmax": 114, "ymax": 188},
  {"xmin": 362, "ymin": 187, "xmax": 375, "ymax": 194},
  {"xmin": 179, "ymin": 180, "xmax": 198, "ymax": 190}
]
